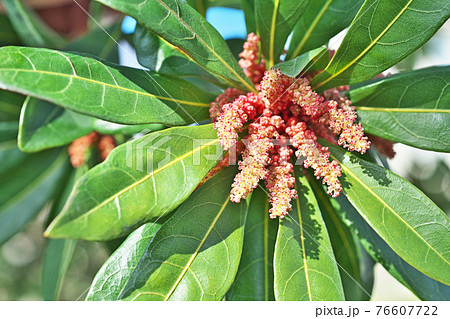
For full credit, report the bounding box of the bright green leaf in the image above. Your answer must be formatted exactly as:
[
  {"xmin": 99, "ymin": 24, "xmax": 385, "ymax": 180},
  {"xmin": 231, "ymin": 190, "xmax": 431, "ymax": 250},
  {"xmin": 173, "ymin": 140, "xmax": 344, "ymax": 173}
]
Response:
[
  {"xmin": 349, "ymin": 66, "xmax": 450, "ymax": 152},
  {"xmin": 274, "ymin": 166, "xmax": 344, "ymax": 301},
  {"xmin": 95, "ymin": 0, "xmax": 256, "ymax": 93},
  {"xmin": 255, "ymin": 0, "xmax": 310, "ymax": 67},
  {"xmin": 331, "ymin": 192, "xmax": 450, "ymax": 301},
  {"xmin": 118, "ymin": 167, "xmax": 248, "ymax": 301},
  {"xmin": 45, "ymin": 124, "xmax": 223, "ymax": 241},
  {"xmin": 227, "ymin": 186, "xmax": 277, "ymax": 301},
  {"xmin": 274, "ymin": 47, "xmax": 327, "ymax": 78},
  {"xmin": 311, "ymin": 0, "xmax": 450, "ymax": 91},
  {"xmin": 0, "ymin": 46, "xmax": 213, "ymax": 126},
  {"xmin": 86, "ymin": 221, "xmax": 164, "ymax": 300},
  {"xmin": 287, "ymin": 0, "xmax": 364, "ymax": 59},
  {"xmin": 327, "ymin": 142, "xmax": 450, "ymax": 285}
]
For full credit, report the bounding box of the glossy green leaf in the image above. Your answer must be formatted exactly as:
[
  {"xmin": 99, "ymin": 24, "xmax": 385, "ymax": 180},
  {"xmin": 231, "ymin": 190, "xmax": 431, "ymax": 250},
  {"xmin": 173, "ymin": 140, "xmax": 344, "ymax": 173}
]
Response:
[
  {"xmin": 0, "ymin": 90, "xmax": 24, "ymax": 121},
  {"xmin": 2, "ymin": 0, "xmax": 66, "ymax": 48},
  {"xmin": 227, "ymin": 186, "xmax": 278, "ymax": 301},
  {"xmin": 327, "ymin": 142, "xmax": 450, "ymax": 285},
  {"xmin": 311, "ymin": 0, "xmax": 450, "ymax": 91},
  {"xmin": 0, "ymin": 148, "xmax": 69, "ymax": 245},
  {"xmin": 349, "ymin": 66, "xmax": 450, "ymax": 152},
  {"xmin": 86, "ymin": 221, "xmax": 164, "ymax": 300},
  {"xmin": 241, "ymin": 0, "xmax": 256, "ymax": 34},
  {"xmin": 0, "ymin": 14, "xmax": 21, "ymax": 46},
  {"xmin": 287, "ymin": 0, "xmax": 364, "ymax": 59},
  {"xmin": 45, "ymin": 124, "xmax": 223, "ymax": 241},
  {"xmin": 255, "ymin": 0, "xmax": 310, "ymax": 67},
  {"xmin": 118, "ymin": 167, "xmax": 248, "ymax": 301},
  {"xmin": 18, "ymin": 95, "xmax": 165, "ymax": 153},
  {"xmin": 309, "ymin": 175, "xmax": 374, "ymax": 301},
  {"xmin": 0, "ymin": 121, "xmax": 27, "ymax": 174},
  {"xmin": 96, "ymin": 0, "xmax": 255, "ymax": 93},
  {"xmin": 274, "ymin": 166, "xmax": 344, "ymax": 301},
  {"xmin": 133, "ymin": 25, "xmax": 226, "ymax": 87},
  {"xmin": 274, "ymin": 47, "xmax": 327, "ymax": 78},
  {"xmin": 187, "ymin": 0, "xmax": 208, "ymax": 17},
  {"xmin": 0, "ymin": 46, "xmax": 213, "ymax": 126},
  {"xmin": 331, "ymin": 192, "xmax": 450, "ymax": 301}
]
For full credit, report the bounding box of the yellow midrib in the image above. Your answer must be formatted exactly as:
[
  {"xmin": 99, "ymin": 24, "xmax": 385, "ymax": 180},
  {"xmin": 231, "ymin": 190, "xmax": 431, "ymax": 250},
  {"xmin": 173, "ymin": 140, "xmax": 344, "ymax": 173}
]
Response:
[
  {"xmin": 356, "ymin": 106, "xmax": 450, "ymax": 113},
  {"xmin": 0, "ymin": 68, "xmax": 211, "ymax": 107},
  {"xmin": 268, "ymin": 0, "xmax": 281, "ymax": 67},
  {"xmin": 164, "ymin": 196, "xmax": 230, "ymax": 301},
  {"xmin": 295, "ymin": 195, "xmax": 313, "ymax": 301},
  {"xmin": 313, "ymin": 0, "xmax": 415, "ymax": 90},
  {"xmin": 332, "ymin": 154, "xmax": 450, "ymax": 269},
  {"xmin": 157, "ymin": 0, "xmax": 256, "ymax": 93},
  {"xmin": 290, "ymin": 0, "xmax": 333, "ymax": 59},
  {"xmin": 46, "ymin": 138, "xmax": 219, "ymax": 233}
]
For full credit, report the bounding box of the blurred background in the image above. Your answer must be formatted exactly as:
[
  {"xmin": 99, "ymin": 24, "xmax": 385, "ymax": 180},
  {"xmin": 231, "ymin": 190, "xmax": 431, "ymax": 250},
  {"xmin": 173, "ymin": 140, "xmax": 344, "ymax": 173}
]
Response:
[{"xmin": 0, "ymin": 0, "xmax": 449, "ymax": 301}]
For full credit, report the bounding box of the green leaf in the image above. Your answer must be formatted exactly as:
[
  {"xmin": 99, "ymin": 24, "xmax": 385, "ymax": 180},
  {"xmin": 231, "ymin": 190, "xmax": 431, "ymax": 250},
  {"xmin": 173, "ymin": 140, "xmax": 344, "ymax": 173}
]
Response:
[
  {"xmin": 0, "ymin": 121, "xmax": 27, "ymax": 174},
  {"xmin": 0, "ymin": 14, "xmax": 21, "ymax": 46},
  {"xmin": 227, "ymin": 186, "xmax": 278, "ymax": 301},
  {"xmin": 18, "ymin": 97, "xmax": 165, "ymax": 153},
  {"xmin": 45, "ymin": 124, "xmax": 223, "ymax": 241},
  {"xmin": 86, "ymin": 221, "xmax": 164, "ymax": 300},
  {"xmin": 349, "ymin": 66, "xmax": 450, "ymax": 152},
  {"xmin": 0, "ymin": 148, "xmax": 69, "ymax": 245},
  {"xmin": 241, "ymin": 0, "xmax": 256, "ymax": 34},
  {"xmin": 309, "ymin": 174, "xmax": 374, "ymax": 301},
  {"xmin": 274, "ymin": 166, "xmax": 344, "ymax": 301},
  {"xmin": 133, "ymin": 25, "xmax": 226, "ymax": 87},
  {"xmin": 2, "ymin": 0, "xmax": 66, "ymax": 48},
  {"xmin": 274, "ymin": 47, "xmax": 327, "ymax": 78},
  {"xmin": 287, "ymin": 0, "xmax": 364, "ymax": 59},
  {"xmin": 96, "ymin": 0, "xmax": 255, "ymax": 93},
  {"xmin": 255, "ymin": 0, "xmax": 310, "ymax": 67},
  {"xmin": 0, "ymin": 46, "xmax": 213, "ymax": 126},
  {"xmin": 331, "ymin": 192, "xmax": 450, "ymax": 301},
  {"xmin": 311, "ymin": 0, "xmax": 450, "ymax": 91},
  {"xmin": 0, "ymin": 90, "xmax": 24, "ymax": 121},
  {"xmin": 226, "ymin": 38, "xmax": 246, "ymax": 61},
  {"xmin": 117, "ymin": 167, "xmax": 248, "ymax": 301},
  {"xmin": 187, "ymin": 0, "xmax": 208, "ymax": 17},
  {"xmin": 327, "ymin": 142, "xmax": 450, "ymax": 285}
]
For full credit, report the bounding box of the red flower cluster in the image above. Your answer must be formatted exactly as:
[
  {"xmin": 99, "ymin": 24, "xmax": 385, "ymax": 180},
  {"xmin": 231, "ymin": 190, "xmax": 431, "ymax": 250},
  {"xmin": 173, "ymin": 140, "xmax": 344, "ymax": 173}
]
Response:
[
  {"xmin": 68, "ymin": 132, "xmax": 116, "ymax": 168},
  {"xmin": 211, "ymin": 34, "xmax": 371, "ymax": 218}
]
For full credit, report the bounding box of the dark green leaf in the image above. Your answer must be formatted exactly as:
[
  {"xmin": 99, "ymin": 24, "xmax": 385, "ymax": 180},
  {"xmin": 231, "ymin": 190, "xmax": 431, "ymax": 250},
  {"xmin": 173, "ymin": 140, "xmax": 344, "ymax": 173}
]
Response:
[
  {"xmin": 0, "ymin": 90, "xmax": 24, "ymax": 121},
  {"xmin": 0, "ymin": 121, "xmax": 27, "ymax": 174},
  {"xmin": 331, "ymin": 193, "xmax": 450, "ymax": 300},
  {"xmin": 187, "ymin": 0, "xmax": 208, "ymax": 17},
  {"xmin": 86, "ymin": 221, "xmax": 164, "ymax": 300},
  {"xmin": 255, "ymin": 0, "xmax": 310, "ymax": 67},
  {"xmin": 274, "ymin": 166, "xmax": 344, "ymax": 301},
  {"xmin": 227, "ymin": 186, "xmax": 277, "ymax": 301},
  {"xmin": 2, "ymin": 0, "xmax": 66, "ymax": 48},
  {"xmin": 226, "ymin": 38, "xmax": 246, "ymax": 61},
  {"xmin": 311, "ymin": 0, "xmax": 450, "ymax": 91},
  {"xmin": 327, "ymin": 142, "xmax": 450, "ymax": 285},
  {"xmin": 0, "ymin": 14, "xmax": 21, "ymax": 46},
  {"xmin": 133, "ymin": 25, "xmax": 226, "ymax": 87},
  {"xmin": 45, "ymin": 124, "xmax": 223, "ymax": 241},
  {"xmin": 287, "ymin": 0, "xmax": 364, "ymax": 59},
  {"xmin": 96, "ymin": 0, "xmax": 256, "ymax": 93},
  {"xmin": 118, "ymin": 167, "xmax": 248, "ymax": 301},
  {"xmin": 274, "ymin": 47, "xmax": 327, "ymax": 78},
  {"xmin": 0, "ymin": 148, "xmax": 69, "ymax": 245},
  {"xmin": 241, "ymin": 0, "xmax": 256, "ymax": 34},
  {"xmin": 0, "ymin": 46, "xmax": 213, "ymax": 125},
  {"xmin": 349, "ymin": 66, "xmax": 450, "ymax": 152},
  {"xmin": 309, "ymin": 174, "xmax": 374, "ymax": 301}
]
